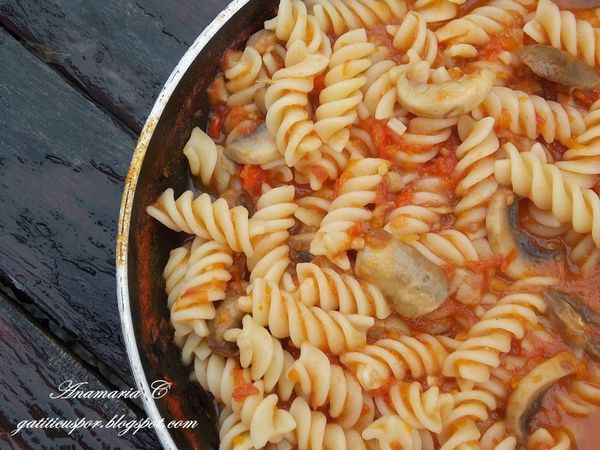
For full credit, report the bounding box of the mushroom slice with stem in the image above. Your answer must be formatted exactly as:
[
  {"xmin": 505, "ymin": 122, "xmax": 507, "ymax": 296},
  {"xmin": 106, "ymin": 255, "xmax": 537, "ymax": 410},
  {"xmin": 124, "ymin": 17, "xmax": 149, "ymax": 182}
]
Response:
[
  {"xmin": 486, "ymin": 189, "xmax": 563, "ymax": 280},
  {"xmin": 355, "ymin": 229, "xmax": 449, "ymax": 318},
  {"xmin": 224, "ymin": 123, "xmax": 280, "ymax": 165},
  {"xmin": 396, "ymin": 69, "xmax": 495, "ymax": 118},
  {"xmin": 544, "ymin": 289, "xmax": 600, "ymax": 362},
  {"xmin": 517, "ymin": 45, "xmax": 600, "ymax": 90},
  {"xmin": 506, "ymin": 351, "xmax": 577, "ymax": 443}
]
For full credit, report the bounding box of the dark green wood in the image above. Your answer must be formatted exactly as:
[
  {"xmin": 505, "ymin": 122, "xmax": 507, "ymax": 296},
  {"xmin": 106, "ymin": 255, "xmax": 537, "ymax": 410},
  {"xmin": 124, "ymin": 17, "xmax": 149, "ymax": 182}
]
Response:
[
  {"xmin": 0, "ymin": 0, "xmax": 229, "ymax": 131},
  {"xmin": 0, "ymin": 28, "xmax": 137, "ymax": 385},
  {"xmin": 0, "ymin": 293, "xmax": 159, "ymax": 449}
]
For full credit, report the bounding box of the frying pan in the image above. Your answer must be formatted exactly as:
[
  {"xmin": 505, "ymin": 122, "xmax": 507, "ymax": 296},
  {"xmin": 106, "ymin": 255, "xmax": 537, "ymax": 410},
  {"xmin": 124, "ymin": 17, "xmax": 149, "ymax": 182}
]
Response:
[{"xmin": 116, "ymin": 1, "xmax": 278, "ymax": 448}]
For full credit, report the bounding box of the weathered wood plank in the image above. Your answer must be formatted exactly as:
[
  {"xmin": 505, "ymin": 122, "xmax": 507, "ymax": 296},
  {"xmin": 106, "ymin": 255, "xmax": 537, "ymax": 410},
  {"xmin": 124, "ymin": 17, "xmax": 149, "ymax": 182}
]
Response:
[
  {"xmin": 0, "ymin": 293, "xmax": 159, "ymax": 449},
  {"xmin": 0, "ymin": 0, "xmax": 229, "ymax": 131},
  {"xmin": 0, "ymin": 29, "xmax": 136, "ymax": 384}
]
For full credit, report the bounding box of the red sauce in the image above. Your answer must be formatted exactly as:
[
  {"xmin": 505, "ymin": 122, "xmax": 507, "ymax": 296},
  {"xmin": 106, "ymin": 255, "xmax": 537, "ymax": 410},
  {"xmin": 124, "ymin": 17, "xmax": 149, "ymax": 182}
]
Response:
[
  {"xmin": 309, "ymin": 72, "xmax": 327, "ymax": 110},
  {"xmin": 239, "ymin": 165, "xmax": 267, "ymax": 195},
  {"xmin": 231, "ymin": 383, "xmax": 259, "ymax": 403},
  {"xmin": 394, "ymin": 189, "xmax": 413, "ymax": 207}
]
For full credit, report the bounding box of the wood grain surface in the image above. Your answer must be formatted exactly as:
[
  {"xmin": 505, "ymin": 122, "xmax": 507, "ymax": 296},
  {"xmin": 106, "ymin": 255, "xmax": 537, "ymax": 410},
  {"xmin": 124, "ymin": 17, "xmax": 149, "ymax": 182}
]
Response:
[
  {"xmin": 0, "ymin": 293, "xmax": 159, "ymax": 449},
  {"xmin": 0, "ymin": 0, "xmax": 232, "ymax": 446},
  {"xmin": 1, "ymin": 0, "xmax": 227, "ymax": 131}
]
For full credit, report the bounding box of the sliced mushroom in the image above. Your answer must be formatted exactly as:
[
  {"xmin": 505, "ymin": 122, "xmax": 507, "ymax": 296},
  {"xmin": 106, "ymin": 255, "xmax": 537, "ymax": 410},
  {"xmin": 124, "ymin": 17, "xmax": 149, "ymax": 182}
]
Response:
[
  {"xmin": 247, "ymin": 30, "xmax": 277, "ymax": 54},
  {"xmin": 220, "ymin": 188, "xmax": 256, "ymax": 216},
  {"xmin": 517, "ymin": 45, "xmax": 600, "ymax": 90},
  {"xmin": 367, "ymin": 315, "xmax": 411, "ymax": 342},
  {"xmin": 207, "ymin": 294, "xmax": 245, "ymax": 358},
  {"xmin": 289, "ymin": 232, "xmax": 314, "ymax": 263},
  {"xmin": 544, "ymin": 289, "xmax": 600, "ymax": 361},
  {"xmin": 506, "ymin": 351, "xmax": 577, "ymax": 443},
  {"xmin": 486, "ymin": 190, "xmax": 562, "ymax": 279},
  {"xmin": 355, "ymin": 230, "xmax": 449, "ymax": 318},
  {"xmin": 396, "ymin": 69, "xmax": 495, "ymax": 118},
  {"xmin": 224, "ymin": 123, "xmax": 280, "ymax": 165}
]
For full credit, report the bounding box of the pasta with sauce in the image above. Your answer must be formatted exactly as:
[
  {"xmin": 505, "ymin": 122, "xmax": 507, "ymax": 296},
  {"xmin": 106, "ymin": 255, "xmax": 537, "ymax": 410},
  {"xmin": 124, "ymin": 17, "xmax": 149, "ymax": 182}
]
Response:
[{"xmin": 147, "ymin": 0, "xmax": 600, "ymax": 448}]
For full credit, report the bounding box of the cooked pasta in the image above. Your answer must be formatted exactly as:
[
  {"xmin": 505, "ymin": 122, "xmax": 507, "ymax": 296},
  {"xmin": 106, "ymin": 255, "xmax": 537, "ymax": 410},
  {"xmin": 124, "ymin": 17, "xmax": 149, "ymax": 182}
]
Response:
[
  {"xmin": 362, "ymin": 415, "xmax": 435, "ymax": 450},
  {"xmin": 305, "ymin": 0, "xmax": 409, "ymax": 36},
  {"xmin": 287, "ymin": 342, "xmax": 373, "ymax": 428},
  {"xmin": 524, "ymin": 0, "xmax": 600, "ymax": 68},
  {"xmin": 247, "ymin": 185, "xmax": 297, "ymax": 283},
  {"xmin": 147, "ymin": 189, "xmax": 264, "ymax": 256},
  {"xmin": 183, "ymin": 127, "xmax": 236, "ymax": 193},
  {"xmin": 295, "ymin": 261, "xmax": 391, "ymax": 318},
  {"xmin": 341, "ymin": 334, "xmax": 459, "ymax": 390},
  {"xmin": 238, "ymin": 278, "xmax": 374, "ymax": 354},
  {"xmin": 310, "ymin": 157, "xmax": 390, "ymax": 269},
  {"xmin": 443, "ymin": 291, "xmax": 547, "ymax": 383},
  {"xmin": 386, "ymin": 12, "xmax": 438, "ymax": 64},
  {"xmin": 314, "ymin": 28, "xmax": 374, "ymax": 152},
  {"xmin": 374, "ymin": 381, "xmax": 454, "ymax": 433},
  {"xmin": 472, "ymin": 86, "xmax": 586, "ymax": 145},
  {"xmin": 454, "ymin": 116, "xmax": 500, "ymax": 239},
  {"xmin": 147, "ymin": 0, "xmax": 600, "ymax": 447},
  {"xmin": 495, "ymin": 142, "xmax": 600, "ymax": 247},
  {"xmin": 435, "ymin": 0, "xmax": 531, "ymax": 47}
]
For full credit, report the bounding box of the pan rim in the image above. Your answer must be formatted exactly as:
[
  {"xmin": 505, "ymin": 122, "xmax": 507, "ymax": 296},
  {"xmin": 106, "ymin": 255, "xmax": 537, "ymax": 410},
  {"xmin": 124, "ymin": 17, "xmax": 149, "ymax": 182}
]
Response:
[{"xmin": 115, "ymin": 1, "xmax": 252, "ymax": 448}]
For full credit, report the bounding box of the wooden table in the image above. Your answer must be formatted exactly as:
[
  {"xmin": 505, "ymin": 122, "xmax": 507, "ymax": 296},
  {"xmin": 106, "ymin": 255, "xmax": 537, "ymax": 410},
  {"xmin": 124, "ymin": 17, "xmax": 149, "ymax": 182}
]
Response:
[{"xmin": 0, "ymin": 1, "xmax": 228, "ymax": 447}]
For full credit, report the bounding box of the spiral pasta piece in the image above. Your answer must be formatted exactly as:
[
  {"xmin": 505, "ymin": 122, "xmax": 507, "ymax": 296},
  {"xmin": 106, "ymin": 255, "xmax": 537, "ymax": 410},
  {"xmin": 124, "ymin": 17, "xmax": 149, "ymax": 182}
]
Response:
[
  {"xmin": 360, "ymin": 52, "xmax": 433, "ymax": 120},
  {"xmin": 555, "ymin": 368, "xmax": 600, "ymax": 416},
  {"xmin": 296, "ymin": 262, "xmax": 391, "ymax": 318},
  {"xmin": 384, "ymin": 175, "xmax": 453, "ymax": 238},
  {"xmin": 340, "ymin": 334, "xmax": 459, "ymax": 390},
  {"xmin": 386, "ymin": 12, "xmax": 438, "ymax": 64},
  {"xmin": 293, "ymin": 192, "xmax": 332, "ymax": 227},
  {"xmin": 224, "ymin": 45, "xmax": 264, "ymax": 104},
  {"xmin": 239, "ymin": 278, "xmax": 374, "ymax": 354},
  {"xmin": 265, "ymin": 40, "xmax": 329, "ymax": 166},
  {"xmin": 305, "ymin": 0, "xmax": 409, "ymax": 36},
  {"xmin": 407, "ymin": 229, "xmax": 481, "ymax": 267},
  {"xmin": 163, "ymin": 242, "xmax": 192, "ymax": 308},
  {"xmin": 248, "ymin": 185, "xmax": 297, "ymax": 284},
  {"xmin": 523, "ymin": 202, "xmax": 571, "ymax": 238},
  {"xmin": 480, "ymin": 421, "xmax": 517, "ymax": 450},
  {"xmin": 287, "ymin": 342, "xmax": 374, "ymax": 428},
  {"xmin": 565, "ymin": 230, "xmax": 600, "ymax": 273},
  {"xmin": 362, "ymin": 415, "xmax": 435, "ymax": 450},
  {"xmin": 527, "ymin": 428, "xmax": 572, "ymax": 450},
  {"xmin": 193, "ymin": 354, "xmax": 295, "ymax": 448},
  {"xmin": 165, "ymin": 238, "xmax": 233, "ymax": 346},
  {"xmin": 265, "ymin": 0, "xmax": 330, "ymax": 53},
  {"xmin": 439, "ymin": 388, "xmax": 498, "ymax": 450},
  {"xmin": 374, "ymin": 382, "xmax": 454, "ymax": 433},
  {"xmin": 412, "ymin": 0, "xmax": 457, "ymax": 23},
  {"xmin": 285, "ymin": 397, "xmax": 369, "ymax": 450},
  {"xmin": 524, "ymin": 0, "xmax": 600, "ymax": 68},
  {"xmin": 147, "ymin": 189, "xmax": 265, "ymax": 256},
  {"xmin": 219, "ymin": 408, "xmax": 254, "ymax": 450},
  {"xmin": 314, "ymin": 29, "xmax": 374, "ymax": 152},
  {"xmin": 443, "ymin": 292, "xmax": 546, "ymax": 383},
  {"xmin": 454, "ymin": 116, "xmax": 500, "ymax": 239},
  {"xmin": 495, "ymin": 142, "xmax": 600, "ymax": 247},
  {"xmin": 472, "ymin": 86, "xmax": 586, "ymax": 145},
  {"xmin": 557, "ymin": 99, "xmax": 600, "ymax": 181},
  {"xmin": 183, "ymin": 128, "xmax": 235, "ymax": 193},
  {"xmin": 224, "ymin": 315, "xmax": 295, "ymax": 396},
  {"xmin": 436, "ymin": 0, "xmax": 530, "ymax": 47},
  {"xmin": 401, "ymin": 118, "xmax": 458, "ymax": 154},
  {"xmin": 310, "ymin": 158, "xmax": 390, "ymax": 269}
]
